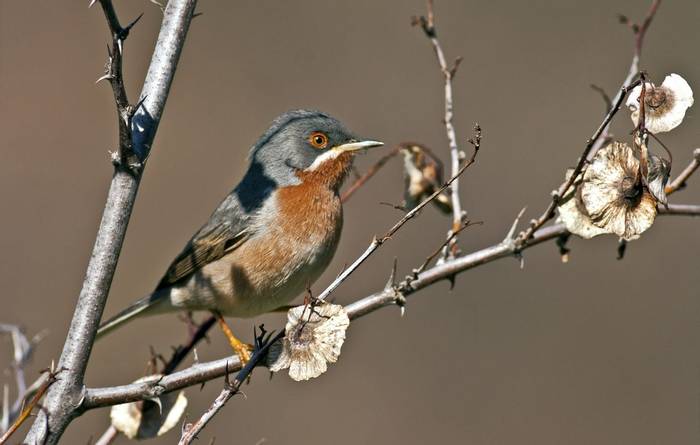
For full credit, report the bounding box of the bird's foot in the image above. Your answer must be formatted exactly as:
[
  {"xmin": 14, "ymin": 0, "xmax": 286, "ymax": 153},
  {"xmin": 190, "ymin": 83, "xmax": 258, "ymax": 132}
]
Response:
[{"xmin": 214, "ymin": 312, "xmax": 253, "ymax": 365}]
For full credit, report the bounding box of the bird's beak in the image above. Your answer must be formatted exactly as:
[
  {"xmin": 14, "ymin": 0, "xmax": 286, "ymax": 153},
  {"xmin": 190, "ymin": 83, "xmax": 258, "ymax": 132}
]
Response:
[{"xmin": 334, "ymin": 140, "xmax": 384, "ymax": 153}]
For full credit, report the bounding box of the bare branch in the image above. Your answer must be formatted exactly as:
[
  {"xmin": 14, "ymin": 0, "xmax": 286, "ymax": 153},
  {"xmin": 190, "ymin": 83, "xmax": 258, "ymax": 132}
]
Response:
[
  {"xmin": 659, "ymin": 203, "xmax": 700, "ymax": 216},
  {"xmin": 23, "ymin": 1, "xmax": 198, "ymax": 443},
  {"xmin": 316, "ymin": 143, "xmax": 479, "ymax": 303},
  {"xmin": 0, "ymin": 324, "xmax": 46, "ymax": 434},
  {"xmin": 413, "ymin": 0, "xmax": 466, "ymax": 236},
  {"xmin": 665, "ymin": 148, "xmax": 700, "ymax": 194},
  {"xmin": 514, "ymin": 78, "xmax": 640, "ymax": 248},
  {"xmin": 414, "ymin": 220, "xmax": 482, "ymax": 275},
  {"xmin": 78, "ymin": 196, "xmax": 700, "ymax": 409},
  {"xmin": 514, "ymin": 1, "xmax": 662, "ymax": 249},
  {"xmin": 0, "ymin": 367, "xmax": 60, "ymax": 445}
]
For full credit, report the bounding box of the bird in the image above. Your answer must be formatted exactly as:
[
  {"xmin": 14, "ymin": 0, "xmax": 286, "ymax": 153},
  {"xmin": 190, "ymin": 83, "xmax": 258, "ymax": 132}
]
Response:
[
  {"xmin": 97, "ymin": 110, "xmax": 383, "ymax": 362},
  {"xmin": 399, "ymin": 142, "xmax": 452, "ymax": 213}
]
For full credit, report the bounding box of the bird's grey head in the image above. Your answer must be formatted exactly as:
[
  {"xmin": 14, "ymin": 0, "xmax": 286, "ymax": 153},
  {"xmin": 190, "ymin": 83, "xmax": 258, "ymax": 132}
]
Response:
[
  {"xmin": 250, "ymin": 110, "xmax": 382, "ymax": 184},
  {"xmin": 235, "ymin": 110, "xmax": 382, "ymax": 211}
]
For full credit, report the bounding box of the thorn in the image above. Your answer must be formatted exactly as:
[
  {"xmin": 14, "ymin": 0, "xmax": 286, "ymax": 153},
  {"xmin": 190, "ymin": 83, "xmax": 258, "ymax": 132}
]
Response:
[
  {"xmin": 117, "ymin": 13, "xmax": 144, "ymax": 43},
  {"xmin": 617, "ymin": 239, "xmax": 627, "ymax": 260},
  {"xmin": 503, "ymin": 206, "xmax": 527, "ymax": 243},
  {"xmin": 133, "ymin": 94, "xmax": 148, "ymax": 115},
  {"xmin": 449, "ymin": 56, "xmax": 463, "ymax": 78},
  {"xmin": 95, "ymin": 73, "xmax": 112, "ymax": 84},
  {"xmin": 109, "ymin": 150, "xmax": 120, "ymax": 165},
  {"xmin": 556, "ymin": 233, "xmax": 571, "ymax": 263},
  {"xmin": 88, "ymin": 0, "xmax": 98, "ymax": 7},
  {"xmin": 384, "ymin": 258, "xmax": 398, "ymax": 290},
  {"xmin": 147, "ymin": 396, "xmax": 163, "ymax": 415},
  {"xmin": 394, "ymin": 290, "xmax": 406, "ymax": 316}
]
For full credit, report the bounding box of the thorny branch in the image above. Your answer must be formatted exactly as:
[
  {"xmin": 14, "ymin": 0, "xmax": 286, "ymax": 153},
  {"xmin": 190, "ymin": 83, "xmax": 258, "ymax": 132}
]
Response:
[
  {"xmin": 77, "ymin": 201, "xmax": 700, "ymax": 409},
  {"xmin": 513, "ymin": 77, "xmax": 641, "ymax": 248},
  {"xmin": 72, "ymin": 1, "xmax": 700, "ymax": 415},
  {"xmin": 22, "ymin": 1, "xmax": 198, "ymax": 444},
  {"xmin": 94, "ymin": 0, "xmax": 144, "ymax": 171},
  {"xmin": 666, "ymin": 148, "xmax": 700, "ymax": 194},
  {"xmin": 8, "ymin": 0, "xmax": 698, "ymax": 442},
  {"xmin": 177, "ymin": 328, "xmax": 281, "ymax": 445},
  {"xmin": 413, "ymin": 0, "xmax": 466, "ymax": 241},
  {"xmin": 514, "ymin": 0, "xmax": 662, "ymax": 249}
]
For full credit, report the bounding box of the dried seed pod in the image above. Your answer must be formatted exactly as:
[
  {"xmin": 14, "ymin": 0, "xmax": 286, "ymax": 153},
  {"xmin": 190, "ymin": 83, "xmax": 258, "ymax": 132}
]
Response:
[
  {"xmin": 580, "ymin": 142, "xmax": 657, "ymax": 241},
  {"xmin": 557, "ymin": 169, "xmax": 608, "ymax": 239},
  {"xmin": 626, "ymin": 74, "xmax": 694, "ymax": 134},
  {"xmin": 269, "ymin": 302, "xmax": 350, "ymax": 381}
]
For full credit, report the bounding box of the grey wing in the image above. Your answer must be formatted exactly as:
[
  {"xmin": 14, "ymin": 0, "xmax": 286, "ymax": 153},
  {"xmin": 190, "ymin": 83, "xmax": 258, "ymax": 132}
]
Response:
[{"xmin": 155, "ymin": 194, "xmax": 251, "ymax": 291}]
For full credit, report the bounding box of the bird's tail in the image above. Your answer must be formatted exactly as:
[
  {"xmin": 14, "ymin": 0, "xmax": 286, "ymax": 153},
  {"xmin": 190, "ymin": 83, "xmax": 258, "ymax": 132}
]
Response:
[{"xmin": 96, "ymin": 291, "xmax": 169, "ymax": 340}]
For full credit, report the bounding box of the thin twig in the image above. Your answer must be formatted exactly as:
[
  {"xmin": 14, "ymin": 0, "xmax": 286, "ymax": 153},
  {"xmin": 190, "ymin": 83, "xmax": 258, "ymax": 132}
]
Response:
[
  {"xmin": 590, "ymin": 84, "xmax": 613, "ymax": 111},
  {"xmin": 414, "ymin": 220, "xmax": 482, "ymax": 275},
  {"xmin": 0, "ymin": 324, "xmax": 46, "ymax": 432},
  {"xmin": 413, "ymin": 0, "xmax": 465, "ymax": 235},
  {"xmin": 0, "ymin": 368, "xmax": 59, "ymax": 445},
  {"xmin": 317, "ymin": 143, "xmax": 479, "ymax": 302},
  {"xmin": 589, "ymin": 0, "xmax": 661, "ymax": 162},
  {"xmin": 665, "ymin": 148, "xmax": 700, "ymax": 194},
  {"xmin": 659, "ymin": 203, "xmax": 700, "ymax": 215},
  {"xmin": 514, "ymin": 1, "xmax": 662, "ymax": 249},
  {"xmin": 164, "ymin": 316, "xmax": 217, "ymax": 375},
  {"xmin": 514, "ymin": 78, "xmax": 641, "ymax": 248},
  {"xmin": 341, "ymin": 146, "xmax": 400, "ymax": 203}
]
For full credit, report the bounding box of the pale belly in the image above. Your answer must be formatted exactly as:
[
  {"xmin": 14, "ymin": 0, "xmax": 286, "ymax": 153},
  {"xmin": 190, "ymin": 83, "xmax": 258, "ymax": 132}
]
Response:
[{"xmin": 168, "ymin": 213, "xmax": 342, "ymax": 318}]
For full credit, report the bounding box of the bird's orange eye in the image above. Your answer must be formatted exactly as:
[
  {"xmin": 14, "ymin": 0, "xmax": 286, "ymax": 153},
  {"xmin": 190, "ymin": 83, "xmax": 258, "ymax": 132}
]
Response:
[{"xmin": 309, "ymin": 132, "xmax": 329, "ymax": 149}]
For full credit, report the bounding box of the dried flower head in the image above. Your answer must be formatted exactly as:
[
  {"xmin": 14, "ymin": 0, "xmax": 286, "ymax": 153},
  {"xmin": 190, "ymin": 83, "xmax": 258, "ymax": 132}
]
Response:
[
  {"xmin": 626, "ymin": 74, "xmax": 694, "ymax": 133},
  {"xmin": 269, "ymin": 302, "xmax": 350, "ymax": 381},
  {"xmin": 110, "ymin": 375, "xmax": 187, "ymax": 439},
  {"xmin": 556, "ymin": 169, "xmax": 608, "ymax": 239},
  {"xmin": 580, "ymin": 141, "xmax": 657, "ymax": 241}
]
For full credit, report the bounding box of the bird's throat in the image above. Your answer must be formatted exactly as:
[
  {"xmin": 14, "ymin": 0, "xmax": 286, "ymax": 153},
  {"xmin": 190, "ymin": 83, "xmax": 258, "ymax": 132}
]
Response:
[{"xmin": 296, "ymin": 152, "xmax": 354, "ymax": 191}]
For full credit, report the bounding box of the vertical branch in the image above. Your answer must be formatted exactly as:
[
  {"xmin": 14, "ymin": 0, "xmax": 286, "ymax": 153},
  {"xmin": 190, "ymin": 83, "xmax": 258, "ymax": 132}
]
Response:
[
  {"xmin": 413, "ymin": 0, "xmax": 465, "ymax": 235},
  {"xmin": 23, "ymin": 1, "xmax": 198, "ymax": 444}
]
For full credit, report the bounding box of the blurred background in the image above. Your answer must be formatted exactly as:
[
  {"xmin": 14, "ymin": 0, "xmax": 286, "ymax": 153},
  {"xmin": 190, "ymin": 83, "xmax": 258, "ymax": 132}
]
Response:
[{"xmin": 2, "ymin": 0, "xmax": 700, "ymax": 443}]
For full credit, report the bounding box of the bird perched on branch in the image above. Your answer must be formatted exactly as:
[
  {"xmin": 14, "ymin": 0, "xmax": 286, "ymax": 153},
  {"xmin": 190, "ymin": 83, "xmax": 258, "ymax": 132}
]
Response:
[
  {"xmin": 399, "ymin": 142, "xmax": 452, "ymax": 213},
  {"xmin": 98, "ymin": 110, "xmax": 383, "ymax": 363}
]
